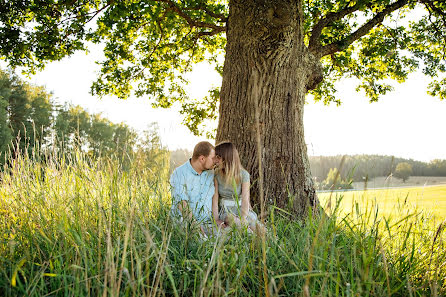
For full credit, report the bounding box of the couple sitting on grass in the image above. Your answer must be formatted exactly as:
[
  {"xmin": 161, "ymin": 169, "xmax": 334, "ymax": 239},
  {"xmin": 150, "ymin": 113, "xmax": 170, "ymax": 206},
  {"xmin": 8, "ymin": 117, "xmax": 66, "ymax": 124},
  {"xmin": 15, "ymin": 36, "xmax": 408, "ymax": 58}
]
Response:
[{"xmin": 170, "ymin": 141, "xmax": 264, "ymax": 237}]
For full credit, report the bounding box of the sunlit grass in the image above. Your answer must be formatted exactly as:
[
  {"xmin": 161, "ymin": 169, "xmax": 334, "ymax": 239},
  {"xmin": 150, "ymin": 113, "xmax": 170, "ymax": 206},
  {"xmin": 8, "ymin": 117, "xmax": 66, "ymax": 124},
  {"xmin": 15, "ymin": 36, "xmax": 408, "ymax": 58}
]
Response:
[
  {"xmin": 319, "ymin": 186, "xmax": 446, "ymax": 225},
  {"xmin": 0, "ymin": 149, "xmax": 445, "ymax": 296}
]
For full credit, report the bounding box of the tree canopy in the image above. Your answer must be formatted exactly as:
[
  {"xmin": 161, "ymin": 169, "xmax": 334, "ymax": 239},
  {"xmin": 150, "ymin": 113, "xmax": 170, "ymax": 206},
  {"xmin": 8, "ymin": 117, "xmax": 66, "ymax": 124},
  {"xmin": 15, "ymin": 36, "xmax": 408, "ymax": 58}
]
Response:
[
  {"xmin": 1, "ymin": 0, "xmax": 445, "ymax": 136},
  {"xmin": 0, "ymin": 69, "xmax": 163, "ymax": 168}
]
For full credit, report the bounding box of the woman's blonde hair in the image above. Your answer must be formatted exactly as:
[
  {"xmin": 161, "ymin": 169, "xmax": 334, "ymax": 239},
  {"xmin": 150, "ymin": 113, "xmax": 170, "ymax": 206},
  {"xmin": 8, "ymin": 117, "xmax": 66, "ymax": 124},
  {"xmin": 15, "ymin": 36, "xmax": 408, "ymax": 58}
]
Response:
[{"xmin": 215, "ymin": 141, "xmax": 242, "ymax": 185}]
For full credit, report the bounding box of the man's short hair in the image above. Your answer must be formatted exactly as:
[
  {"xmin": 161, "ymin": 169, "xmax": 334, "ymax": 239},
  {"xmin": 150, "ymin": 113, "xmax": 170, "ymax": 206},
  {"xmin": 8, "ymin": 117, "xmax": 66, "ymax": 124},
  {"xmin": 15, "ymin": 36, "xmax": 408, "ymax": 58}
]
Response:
[{"xmin": 192, "ymin": 141, "xmax": 214, "ymax": 160}]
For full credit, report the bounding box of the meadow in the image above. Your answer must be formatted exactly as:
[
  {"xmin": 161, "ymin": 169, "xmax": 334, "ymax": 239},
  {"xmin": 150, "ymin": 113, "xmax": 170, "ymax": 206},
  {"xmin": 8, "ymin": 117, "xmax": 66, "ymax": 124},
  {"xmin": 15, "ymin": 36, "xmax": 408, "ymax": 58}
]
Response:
[
  {"xmin": 0, "ymin": 150, "xmax": 445, "ymax": 296},
  {"xmin": 318, "ymin": 185, "xmax": 446, "ymax": 224},
  {"xmin": 351, "ymin": 176, "xmax": 446, "ymax": 191}
]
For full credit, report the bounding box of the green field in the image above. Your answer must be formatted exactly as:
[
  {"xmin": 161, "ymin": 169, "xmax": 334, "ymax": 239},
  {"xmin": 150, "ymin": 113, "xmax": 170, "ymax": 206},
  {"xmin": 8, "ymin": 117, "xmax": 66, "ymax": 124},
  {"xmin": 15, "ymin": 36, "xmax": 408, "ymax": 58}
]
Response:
[
  {"xmin": 318, "ymin": 185, "xmax": 446, "ymax": 223},
  {"xmin": 1, "ymin": 153, "xmax": 445, "ymax": 296}
]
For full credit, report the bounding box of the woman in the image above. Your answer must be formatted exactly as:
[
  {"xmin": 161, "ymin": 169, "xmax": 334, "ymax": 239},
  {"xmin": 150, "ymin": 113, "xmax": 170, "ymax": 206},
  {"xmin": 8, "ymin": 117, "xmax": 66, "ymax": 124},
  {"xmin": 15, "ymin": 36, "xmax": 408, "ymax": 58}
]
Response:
[{"xmin": 212, "ymin": 141, "xmax": 263, "ymax": 232}]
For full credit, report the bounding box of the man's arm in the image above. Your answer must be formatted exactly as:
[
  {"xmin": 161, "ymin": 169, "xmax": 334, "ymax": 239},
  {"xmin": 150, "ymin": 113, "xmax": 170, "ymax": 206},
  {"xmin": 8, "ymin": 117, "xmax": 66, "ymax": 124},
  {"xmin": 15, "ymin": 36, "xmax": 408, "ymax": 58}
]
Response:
[
  {"xmin": 170, "ymin": 170, "xmax": 203, "ymax": 233},
  {"xmin": 170, "ymin": 170, "xmax": 191, "ymax": 218}
]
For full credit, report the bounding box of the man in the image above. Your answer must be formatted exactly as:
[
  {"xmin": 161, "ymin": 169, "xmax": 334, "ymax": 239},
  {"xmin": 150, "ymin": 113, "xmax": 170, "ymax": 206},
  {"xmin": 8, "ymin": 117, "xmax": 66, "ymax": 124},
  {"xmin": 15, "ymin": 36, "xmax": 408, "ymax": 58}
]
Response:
[{"xmin": 170, "ymin": 141, "xmax": 218, "ymax": 236}]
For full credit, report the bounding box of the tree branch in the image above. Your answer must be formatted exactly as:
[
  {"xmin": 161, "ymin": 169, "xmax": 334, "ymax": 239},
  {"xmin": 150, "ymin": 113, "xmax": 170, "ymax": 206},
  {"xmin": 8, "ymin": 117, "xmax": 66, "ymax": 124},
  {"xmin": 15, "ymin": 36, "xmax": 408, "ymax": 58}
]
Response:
[
  {"xmin": 58, "ymin": 1, "xmax": 114, "ymax": 25},
  {"xmin": 183, "ymin": 4, "xmax": 227, "ymax": 22},
  {"xmin": 422, "ymin": 0, "xmax": 446, "ymax": 61},
  {"xmin": 421, "ymin": 0, "xmax": 446, "ymax": 19},
  {"xmin": 196, "ymin": 29, "xmax": 224, "ymax": 37},
  {"xmin": 308, "ymin": 0, "xmax": 369, "ymax": 52},
  {"xmin": 317, "ymin": 0, "xmax": 409, "ymax": 58},
  {"xmin": 154, "ymin": 0, "xmax": 226, "ymax": 33}
]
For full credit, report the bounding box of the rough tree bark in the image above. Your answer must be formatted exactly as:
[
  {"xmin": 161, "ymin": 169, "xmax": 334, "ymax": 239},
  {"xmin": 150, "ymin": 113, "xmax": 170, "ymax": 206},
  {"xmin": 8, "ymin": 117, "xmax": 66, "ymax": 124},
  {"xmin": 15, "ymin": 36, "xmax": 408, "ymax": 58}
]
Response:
[{"xmin": 216, "ymin": 0, "xmax": 323, "ymax": 219}]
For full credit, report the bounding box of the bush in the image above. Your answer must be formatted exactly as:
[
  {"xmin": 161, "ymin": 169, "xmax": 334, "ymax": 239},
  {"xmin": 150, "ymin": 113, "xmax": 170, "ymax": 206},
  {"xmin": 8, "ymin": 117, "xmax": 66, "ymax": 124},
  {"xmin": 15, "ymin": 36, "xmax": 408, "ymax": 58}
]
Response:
[
  {"xmin": 320, "ymin": 168, "xmax": 353, "ymax": 190},
  {"xmin": 394, "ymin": 162, "xmax": 413, "ymax": 182}
]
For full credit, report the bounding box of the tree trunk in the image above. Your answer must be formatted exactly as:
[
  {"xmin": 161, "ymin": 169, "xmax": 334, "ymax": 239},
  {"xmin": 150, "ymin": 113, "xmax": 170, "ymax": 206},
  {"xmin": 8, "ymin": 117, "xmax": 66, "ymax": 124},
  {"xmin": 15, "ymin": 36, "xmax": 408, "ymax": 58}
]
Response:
[{"xmin": 216, "ymin": 0, "xmax": 323, "ymax": 219}]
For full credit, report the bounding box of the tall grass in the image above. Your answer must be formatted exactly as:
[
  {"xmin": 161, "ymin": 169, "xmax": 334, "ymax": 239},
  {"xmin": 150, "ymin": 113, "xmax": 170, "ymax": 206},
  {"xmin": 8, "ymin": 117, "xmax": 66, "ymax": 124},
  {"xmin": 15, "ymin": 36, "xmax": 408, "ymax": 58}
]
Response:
[{"xmin": 0, "ymin": 148, "xmax": 445, "ymax": 296}]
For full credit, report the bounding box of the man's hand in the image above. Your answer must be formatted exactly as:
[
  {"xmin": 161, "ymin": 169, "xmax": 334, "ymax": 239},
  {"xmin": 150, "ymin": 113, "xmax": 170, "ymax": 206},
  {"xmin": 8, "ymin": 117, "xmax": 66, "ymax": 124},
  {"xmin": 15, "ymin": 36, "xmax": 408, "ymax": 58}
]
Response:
[
  {"xmin": 178, "ymin": 200, "xmax": 194, "ymax": 220},
  {"xmin": 216, "ymin": 219, "xmax": 228, "ymax": 229},
  {"xmin": 178, "ymin": 201, "xmax": 207, "ymax": 235},
  {"xmin": 200, "ymin": 225, "xmax": 207, "ymax": 235}
]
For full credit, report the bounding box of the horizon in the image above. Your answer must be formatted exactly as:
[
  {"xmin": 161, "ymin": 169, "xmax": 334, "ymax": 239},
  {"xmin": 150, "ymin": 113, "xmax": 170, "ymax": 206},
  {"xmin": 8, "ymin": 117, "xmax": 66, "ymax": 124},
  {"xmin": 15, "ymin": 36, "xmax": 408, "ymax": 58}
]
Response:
[{"xmin": 168, "ymin": 147, "xmax": 444, "ymax": 163}]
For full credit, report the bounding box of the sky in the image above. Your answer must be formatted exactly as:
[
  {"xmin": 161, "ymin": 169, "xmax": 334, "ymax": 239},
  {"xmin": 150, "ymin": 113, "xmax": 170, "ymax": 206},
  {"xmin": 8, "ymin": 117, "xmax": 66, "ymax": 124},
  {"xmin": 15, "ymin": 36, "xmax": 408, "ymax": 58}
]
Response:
[{"xmin": 4, "ymin": 45, "xmax": 446, "ymax": 163}]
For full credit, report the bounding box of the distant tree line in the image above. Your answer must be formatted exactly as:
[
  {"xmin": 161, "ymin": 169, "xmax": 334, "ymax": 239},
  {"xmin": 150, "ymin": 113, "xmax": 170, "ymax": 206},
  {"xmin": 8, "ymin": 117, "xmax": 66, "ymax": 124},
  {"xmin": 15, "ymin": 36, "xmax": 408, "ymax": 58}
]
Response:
[
  {"xmin": 310, "ymin": 155, "xmax": 446, "ymax": 184},
  {"xmin": 0, "ymin": 69, "xmax": 166, "ymax": 170},
  {"xmin": 171, "ymin": 149, "xmax": 446, "ymax": 186}
]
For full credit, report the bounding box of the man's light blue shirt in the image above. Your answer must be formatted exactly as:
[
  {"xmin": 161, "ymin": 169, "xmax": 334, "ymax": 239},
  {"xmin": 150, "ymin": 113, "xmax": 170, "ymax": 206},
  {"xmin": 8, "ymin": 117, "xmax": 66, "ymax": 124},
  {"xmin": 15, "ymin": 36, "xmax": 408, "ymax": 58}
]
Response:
[{"xmin": 170, "ymin": 159, "xmax": 214, "ymax": 223}]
